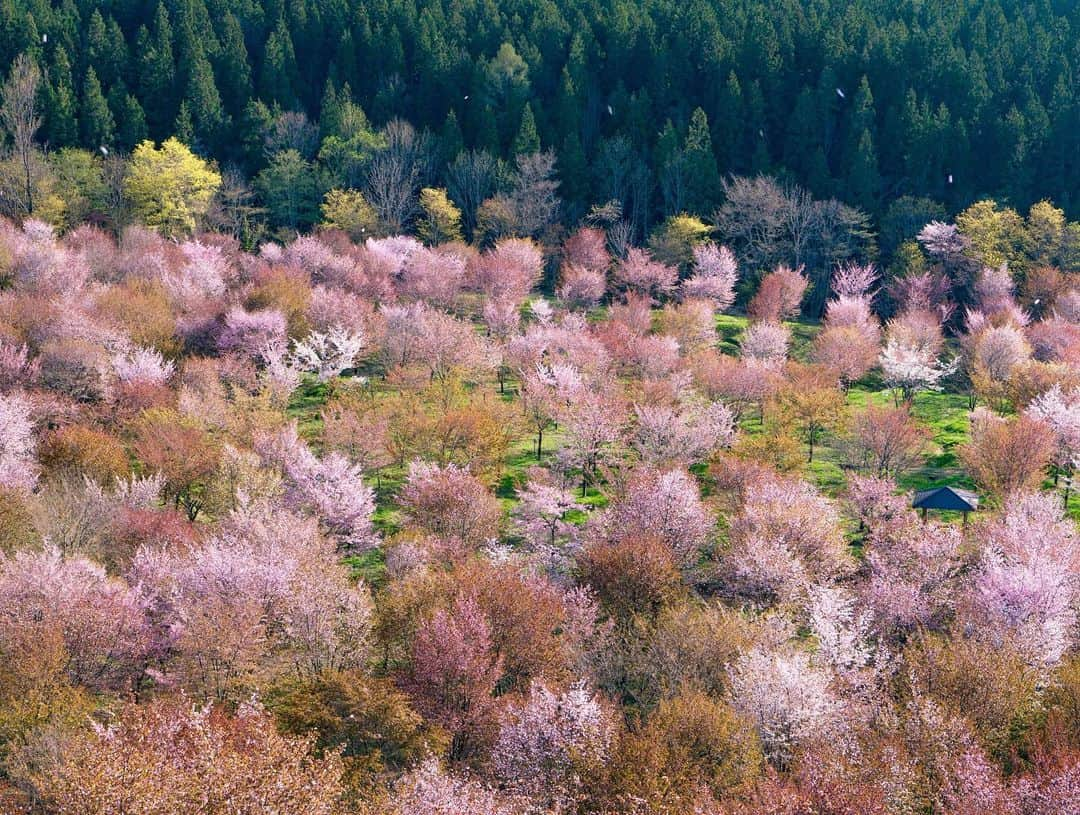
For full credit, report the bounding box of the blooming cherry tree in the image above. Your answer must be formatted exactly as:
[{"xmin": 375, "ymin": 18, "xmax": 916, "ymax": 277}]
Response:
[{"xmin": 289, "ymin": 326, "xmax": 365, "ymax": 381}]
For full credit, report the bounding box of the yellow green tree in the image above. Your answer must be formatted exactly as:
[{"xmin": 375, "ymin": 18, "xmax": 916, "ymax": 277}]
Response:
[
  {"xmin": 320, "ymin": 188, "xmax": 379, "ymax": 240},
  {"xmin": 416, "ymin": 187, "xmax": 463, "ymax": 244},
  {"xmin": 124, "ymin": 138, "xmax": 221, "ymax": 237},
  {"xmin": 648, "ymin": 213, "xmax": 712, "ymax": 268}
]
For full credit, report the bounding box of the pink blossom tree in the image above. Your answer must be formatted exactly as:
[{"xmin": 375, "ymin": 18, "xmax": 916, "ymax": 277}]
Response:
[
  {"xmin": 557, "ymin": 263, "xmax": 606, "ymax": 309},
  {"xmin": 404, "ymin": 595, "xmax": 504, "ymax": 763},
  {"xmin": 1027, "ymin": 384, "xmax": 1080, "ymax": 503},
  {"xmin": 729, "ymin": 646, "xmax": 842, "ymax": 768},
  {"xmin": 562, "ymin": 227, "xmax": 609, "ymax": 273},
  {"xmin": 0, "ymin": 339, "xmax": 39, "ymax": 391},
  {"xmin": 217, "ymin": 306, "xmax": 288, "ymax": 360},
  {"xmin": 740, "ymin": 320, "xmax": 790, "ymax": 369},
  {"xmin": 631, "ymin": 401, "xmax": 736, "ymax": 466},
  {"xmin": 721, "ymin": 475, "xmax": 850, "ymax": 606},
  {"xmin": 511, "ymin": 469, "xmax": 584, "ymax": 555},
  {"xmin": 969, "ymin": 492, "xmax": 1078, "ymax": 667},
  {"xmin": 613, "ymin": 248, "xmax": 677, "ymax": 301},
  {"xmin": 0, "ymin": 545, "xmax": 149, "ymax": 691},
  {"xmin": 392, "ymin": 758, "xmax": 521, "ymax": 815},
  {"xmin": 879, "ymin": 337, "xmax": 958, "ymax": 405},
  {"xmin": 255, "ymin": 423, "xmax": 378, "ymax": 549},
  {"xmin": 747, "ymin": 264, "xmax": 807, "ymax": 322},
  {"xmin": 680, "ymin": 243, "xmax": 737, "ymax": 310},
  {"xmin": 590, "ymin": 466, "xmax": 714, "ymax": 567},
  {"xmin": 471, "ymin": 238, "xmax": 544, "ymax": 304},
  {"xmin": 399, "ymin": 460, "xmax": 501, "ymax": 547},
  {"xmin": 557, "ymin": 390, "xmax": 627, "ymax": 494},
  {"xmin": 492, "ymin": 681, "xmax": 614, "ymax": 809},
  {"xmin": 398, "ymin": 245, "xmax": 467, "ymax": 306},
  {"xmin": 112, "ymin": 346, "xmax": 176, "ymax": 386},
  {"xmin": 131, "ymin": 500, "xmax": 373, "ymax": 696},
  {"xmin": 0, "ymin": 391, "xmax": 38, "ymax": 491},
  {"xmin": 289, "ymin": 326, "xmax": 366, "ymax": 381}
]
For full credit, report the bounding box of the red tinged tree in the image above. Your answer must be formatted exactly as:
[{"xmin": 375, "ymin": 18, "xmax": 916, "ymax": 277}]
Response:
[{"xmin": 403, "ymin": 595, "xmax": 504, "ymax": 764}]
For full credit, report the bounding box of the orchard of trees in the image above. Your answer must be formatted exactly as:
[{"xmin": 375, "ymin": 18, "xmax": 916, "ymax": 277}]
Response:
[
  {"xmin": 0, "ymin": 157, "xmax": 1077, "ymax": 810},
  {"xmin": 0, "ymin": 1, "xmax": 1079, "ymax": 813}
]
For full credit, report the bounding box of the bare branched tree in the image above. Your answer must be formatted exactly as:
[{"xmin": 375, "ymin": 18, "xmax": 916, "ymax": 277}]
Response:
[
  {"xmin": 1, "ymin": 54, "xmax": 42, "ymax": 215},
  {"xmin": 446, "ymin": 149, "xmax": 502, "ymax": 240},
  {"xmin": 511, "ymin": 150, "xmax": 560, "ymax": 239},
  {"xmin": 364, "ymin": 119, "xmax": 434, "ymax": 233}
]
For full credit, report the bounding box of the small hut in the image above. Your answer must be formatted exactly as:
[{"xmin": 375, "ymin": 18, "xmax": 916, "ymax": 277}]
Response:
[{"xmin": 912, "ymin": 486, "xmax": 979, "ymax": 524}]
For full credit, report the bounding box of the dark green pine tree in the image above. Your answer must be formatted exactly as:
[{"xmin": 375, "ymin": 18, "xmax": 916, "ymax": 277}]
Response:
[
  {"xmin": 475, "ymin": 105, "xmax": 500, "ymax": 154},
  {"xmin": 713, "ymin": 71, "xmax": 743, "ymax": 172},
  {"xmin": 137, "ymin": 4, "xmax": 177, "ymax": 137},
  {"xmin": 80, "ymin": 68, "xmax": 114, "ymax": 148},
  {"xmin": 558, "ymin": 129, "xmax": 589, "ymax": 213},
  {"xmin": 553, "ymin": 66, "xmax": 580, "ymax": 139},
  {"xmin": 215, "ymin": 12, "xmax": 252, "ymax": 113},
  {"xmin": 440, "ymin": 109, "xmax": 464, "ymax": 161},
  {"xmin": 259, "ymin": 18, "xmax": 299, "ymax": 108},
  {"xmin": 184, "ymin": 45, "xmax": 226, "ymax": 149},
  {"xmin": 847, "ymin": 129, "xmax": 881, "ymax": 211},
  {"xmin": 512, "ymin": 102, "xmax": 540, "ymax": 155},
  {"xmin": 174, "ymin": 100, "xmax": 195, "ymax": 146},
  {"xmin": 43, "ymin": 46, "xmax": 78, "ymax": 146},
  {"xmin": 85, "ymin": 10, "xmax": 109, "ymax": 79},
  {"xmin": 114, "ymin": 91, "xmax": 148, "ymax": 151},
  {"xmin": 745, "ymin": 80, "xmax": 770, "ymax": 173},
  {"xmin": 319, "ymin": 79, "xmax": 344, "ymax": 140},
  {"xmin": 782, "ymin": 87, "xmax": 820, "ymax": 179},
  {"xmin": 683, "ymin": 107, "xmax": 721, "ymax": 214}
]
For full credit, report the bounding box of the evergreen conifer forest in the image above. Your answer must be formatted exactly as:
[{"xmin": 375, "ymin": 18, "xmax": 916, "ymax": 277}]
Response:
[{"xmin": 0, "ymin": 2, "xmax": 1079, "ymax": 813}]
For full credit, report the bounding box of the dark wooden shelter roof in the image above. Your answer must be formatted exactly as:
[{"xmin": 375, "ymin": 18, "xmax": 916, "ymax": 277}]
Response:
[{"xmin": 911, "ymin": 486, "xmax": 979, "ymax": 512}]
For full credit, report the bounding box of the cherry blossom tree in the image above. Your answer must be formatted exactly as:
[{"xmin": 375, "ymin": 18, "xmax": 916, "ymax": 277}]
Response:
[
  {"xmin": 557, "ymin": 263, "xmax": 606, "ymax": 309},
  {"xmin": 0, "ymin": 339, "xmax": 39, "ymax": 391},
  {"xmin": 471, "ymin": 238, "xmax": 544, "ymax": 304},
  {"xmin": 1027, "ymin": 384, "xmax": 1080, "ymax": 503},
  {"xmin": 256, "ymin": 423, "xmax": 378, "ymax": 549},
  {"xmin": 720, "ymin": 475, "xmax": 849, "ymax": 606},
  {"xmin": 613, "ymin": 248, "xmax": 677, "ymax": 301},
  {"xmin": 399, "ymin": 460, "xmax": 501, "ymax": 546},
  {"xmin": 0, "ymin": 391, "xmax": 38, "ymax": 491},
  {"xmin": 830, "ymin": 261, "xmax": 878, "ymax": 298},
  {"xmin": 879, "ymin": 337, "xmax": 958, "ymax": 405},
  {"xmin": 511, "ymin": 470, "xmax": 583, "ymax": 556},
  {"xmin": 631, "ymin": 401, "xmax": 736, "ymax": 466},
  {"xmin": 562, "ymin": 226, "xmax": 609, "ymax": 274},
  {"xmin": 740, "ymin": 320, "xmax": 790, "ymax": 368},
  {"xmin": 289, "ymin": 326, "xmax": 366, "ymax": 381},
  {"xmin": 839, "ymin": 404, "xmax": 932, "ymax": 478},
  {"xmin": 680, "ymin": 243, "xmax": 737, "ymax": 310},
  {"xmin": 747, "ymin": 264, "xmax": 807, "ymax": 322},
  {"xmin": 217, "ymin": 306, "xmax": 288, "ymax": 359},
  {"xmin": 398, "ymin": 245, "xmax": 467, "ymax": 305},
  {"xmin": 861, "ymin": 500, "xmax": 965, "ymax": 639},
  {"xmin": 112, "ymin": 346, "xmax": 175, "ymax": 386},
  {"xmin": 969, "ymin": 492, "xmax": 1078, "ymax": 667},
  {"xmin": 590, "ymin": 466, "xmax": 714, "ymax": 567},
  {"xmin": 404, "ymin": 595, "xmax": 504, "ymax": 763},
  {"xmin": 959, "ymin": 411, "xmax": 1055, "ymax": 499},
  {"xmin": 492, "ymin": 681, "xmax": 614, "ymax": 810},
  {"xmin": 729, "ymin": 646, "xmax": 842, "ymax": 768},
  {"xmin": 0, "ymin": 545, "xmax": 149, "ymax": 691},
  {"xmin": 132, "ymin": 500, "xmax": 373, "ymax": 696},
  {"xmin": 557, "ymin": 390, "xmax": 627, "ymax": 493},
  {"xmin": 392, "ymin": 759, "xmax": 521, "ymax": 815}
]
